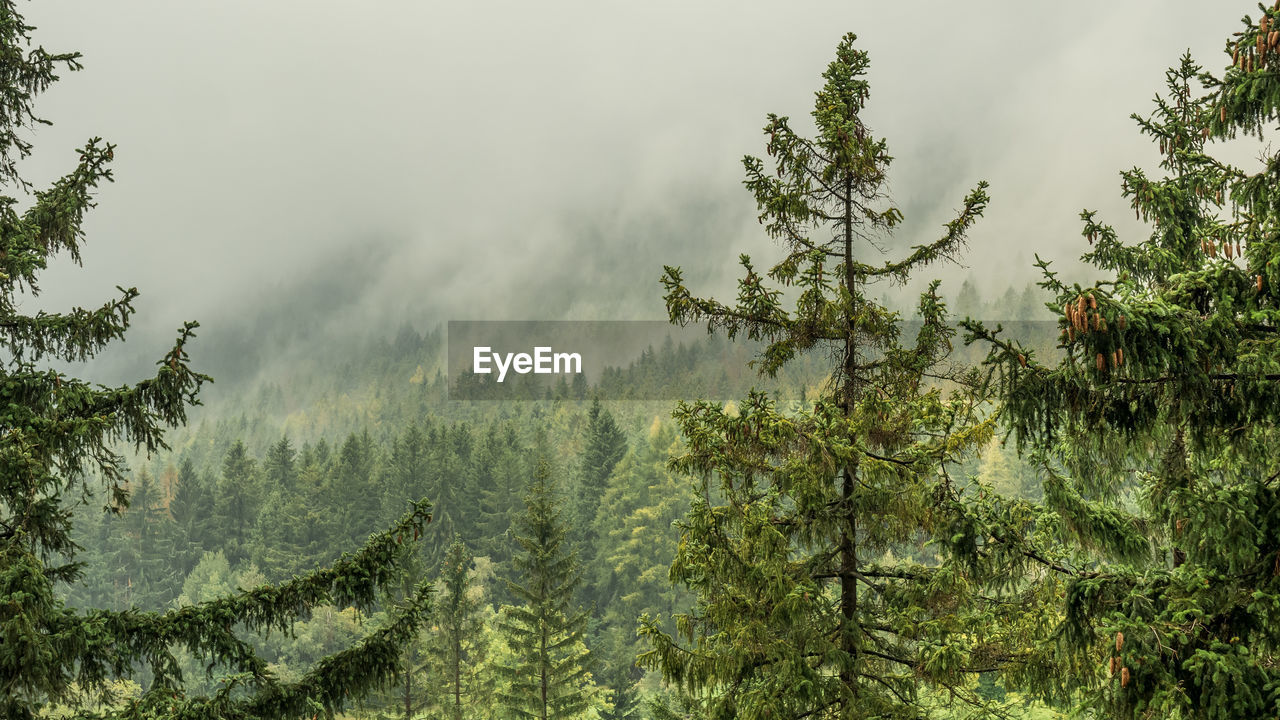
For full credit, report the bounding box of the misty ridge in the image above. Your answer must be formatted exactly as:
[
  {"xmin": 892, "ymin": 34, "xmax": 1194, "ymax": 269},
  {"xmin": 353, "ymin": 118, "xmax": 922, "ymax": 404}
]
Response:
[
  {"xmin": 23, "ymin": 0, "xmax": 1251, "ymax": 404},
  {"xmin": 17, "ymin": 2, "xmax": 1280, "ymax": 719}
]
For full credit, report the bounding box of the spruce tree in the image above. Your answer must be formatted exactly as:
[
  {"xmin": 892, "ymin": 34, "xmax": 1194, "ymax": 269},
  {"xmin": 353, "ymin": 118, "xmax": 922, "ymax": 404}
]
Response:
[
  {"xmin": 381, "ymin": 423, "xmax": 430, "ymax": 531},
  {"xmin": 120, "ymin": 468, "xmax": 181, "ymax": 606},
  {"xmin": 251, "ymin": 486, "xmax": 313, "ymax": 580},
  {"xmin": 967, "ymin": 24, "xmax": 1280, "ymax": 717},
  {"xmin": 640, "ymin": 33, "xmax": 1047, "ymax": 719},
  {"xmin": 212, "ymin": 439, "xmax": 260, "ymax": 564},
  {"xmin": 0, "ymin": 5, "xmax": 434, "ymax": 717},
  {"xmin": 330, "ymin": 430, "xmax": 381, "ymax": 548},
  {"xmin": 430, "ymin": 535, "xmax": 491, "ymax": 720},
  {"xmin": 574, "ymin": 398, "xmax": 627, "ymax": 604},
  {"xmin": 168, "ymin": 458, "xmax": 211, "ymax": 572},
  {"xmin": 375, "ymin": 538, "xmax": 433, "ymax": 720},
  {"xmin": 475, "ymin": 425, "xmax": 526, "ymax": 550},
  {"xmin": 263, "ymin": 434, "xmax": 297, "ymax": 493},
  {"xmin": 498, "ymin": 459, "xmax": 594, "ymax": 720},
  {"xmin": 577, "ymin": 399, "xmax": 627, "ymax": 526}
]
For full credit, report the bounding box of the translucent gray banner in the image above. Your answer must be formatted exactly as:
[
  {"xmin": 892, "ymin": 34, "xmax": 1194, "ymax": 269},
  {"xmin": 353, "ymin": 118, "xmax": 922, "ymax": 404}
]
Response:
[{"xmin": 446, "ymin": 320, "xmax": 1061, "ymax": 401}]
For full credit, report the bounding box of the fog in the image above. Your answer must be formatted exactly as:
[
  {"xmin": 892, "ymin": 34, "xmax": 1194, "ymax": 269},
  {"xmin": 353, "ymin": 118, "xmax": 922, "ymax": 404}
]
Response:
[{"xmin": 15, "ymin": 1, "xmax": 1255, "ymax": 385}]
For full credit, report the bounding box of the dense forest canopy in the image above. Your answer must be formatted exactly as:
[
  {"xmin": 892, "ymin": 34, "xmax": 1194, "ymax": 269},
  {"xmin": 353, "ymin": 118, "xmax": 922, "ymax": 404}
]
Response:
[{"xmin": 8, "ymin": 2, "xmax": 1280, "ymax": 720}]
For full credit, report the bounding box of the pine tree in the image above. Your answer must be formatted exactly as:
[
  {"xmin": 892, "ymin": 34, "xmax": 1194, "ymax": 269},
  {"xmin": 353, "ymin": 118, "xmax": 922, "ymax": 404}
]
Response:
[
  {"xmin": 382, "ymin": 422, "xmax": 431, "ymax": 530},
  {"xmin": 212, "ymin": 439, "xmax": 261, "ymax": 564},
  {"xmin": 263, "ymin": 434, "xmax": 297, "ymax": 493},
  {"xmin": 0, "ymin": 6, "xmax": 434, "ymax": 716},
  {"xmin": 577, "ymin": 399, "xmax": 627, "ymax": 524},
  {"xmin": 430, "ymin": 535, "xmax": 491, "ymax": 720},
  {"xmin": 498, "ymin": 459, "xmax": 595, "ymax": 720},
  {"xmin": 120, "ymin": 468, "xmax": 181, "ymax": 606},
  {"xmin": 251, "ymin": 486, "xmax": 313, "ymax": 580},
  {"xmin": 475, "ymin": 424, "xmax": 529, "ymax": 607},
  {"xmin": 574, "ymin": 398, "xmax": 627, "ymax": 604},
  {"xmin": 423, "ymin": 423, "xmax": 473, "ymax": 567},
  {"xmin": 955, "ymin": 275, "xmax": 984, "ymax": 320},
  {"xmin": 601, "ymin": 420, "xmax": 687, "ymax": 623},
  {"xmin": 967, "ymin": 32, "xmax": 1280, "ymax": 717},
  {"xmin": 475, "ymin": 424, "xmax": 526, "ymax": 546},
  {"xmin": 329, "ymin": 430, "xmax": 381, "ymax": 548},
  {"xmin": 640, "ymin": 33, "xmax": 1046, "ymax": 719},
  {"xmin": 168, "ymin": 457, "xmax": 211, "ymax": 571},
  {"xmin": 588, "ymin": 420, "xmax": 687, "ymax": 720},
  {"xmin": 377, "ymin": 539, "xmax": 433, "ymax": 720}
]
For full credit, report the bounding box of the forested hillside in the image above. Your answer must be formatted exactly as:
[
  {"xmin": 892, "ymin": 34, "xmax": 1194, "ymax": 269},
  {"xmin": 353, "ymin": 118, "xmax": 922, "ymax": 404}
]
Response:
[
  {"xmin": 14, "ymin": 2, "xmax": 1280, "ymax": 720},
  {"xmin": 57, "ymin": 325, "xmax": 1050, "ymax": 718}
]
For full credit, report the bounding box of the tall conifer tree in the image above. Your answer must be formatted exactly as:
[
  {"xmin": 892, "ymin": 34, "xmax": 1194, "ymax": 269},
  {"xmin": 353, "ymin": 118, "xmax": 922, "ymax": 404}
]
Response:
[
  {"xmin": 431, "ymin": 535, "xmax": 491, "ymax": 720},
  {"xmin": 264, "ymin": 435, "xmax": 297, "ymax": 492},
  {"xmin": 640, "ymin": 33, "xmax": 1047, "ymax": 719},
  {"xmin": 213, "ymin": 439, "xmax": 259, "ymax": 564},
  {"xmin": 498, "ymin": 459, "xmax": 594, "ymax": 720},
  {"xmin": 0, "ymin": 5, "xmax": 434, "ymax": 717},
  {"xmin": 575, "ymin": 398, "xmax": 627, "ymax": 605},
  {"xmin": 968, "ymin": 19, "xmax": 1280, "ymax": 717}
]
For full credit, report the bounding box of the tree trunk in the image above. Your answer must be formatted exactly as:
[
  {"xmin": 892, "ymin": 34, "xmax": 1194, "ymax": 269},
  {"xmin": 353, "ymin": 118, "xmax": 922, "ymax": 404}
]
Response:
[
  {"xmin": 454, "ymin": 632, "xmax": 462, "ymax": 718},
  {"xmin": 839, "ymin": 170, "xmax": 860, "ymax": 698},
  {"xmin": 541, "ymin": 619, "xmax": 549, "ymax": 720},
  {"xmin": 403, "ymin": 655, "xmax": 412, "ymax": 720}
]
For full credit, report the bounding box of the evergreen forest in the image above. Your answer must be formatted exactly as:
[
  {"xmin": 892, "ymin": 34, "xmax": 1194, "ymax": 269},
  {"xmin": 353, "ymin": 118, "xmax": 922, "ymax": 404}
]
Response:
[{"xmin": 8, "ymin": 2, "xmax": 1280, "ymax": 720}]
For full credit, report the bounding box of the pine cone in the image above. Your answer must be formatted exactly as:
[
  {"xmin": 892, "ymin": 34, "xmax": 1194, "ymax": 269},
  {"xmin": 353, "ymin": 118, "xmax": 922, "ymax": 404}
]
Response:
[{"xmin": 1116, "ymin": 632, "xmax": 1125, "ymax": 652}]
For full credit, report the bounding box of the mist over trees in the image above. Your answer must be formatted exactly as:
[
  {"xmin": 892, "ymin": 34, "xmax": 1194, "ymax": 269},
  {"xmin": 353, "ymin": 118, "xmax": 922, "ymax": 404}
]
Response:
[{"xmin": 12, "ymin": 3, "xmax": 1280, "ymax": 720}]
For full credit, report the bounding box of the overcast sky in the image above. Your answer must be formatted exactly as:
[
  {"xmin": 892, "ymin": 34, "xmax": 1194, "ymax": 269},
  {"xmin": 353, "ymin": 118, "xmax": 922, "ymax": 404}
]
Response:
[{"xmin": 16, "ymin": 1, "xmax": 1259, "ymax": 375}]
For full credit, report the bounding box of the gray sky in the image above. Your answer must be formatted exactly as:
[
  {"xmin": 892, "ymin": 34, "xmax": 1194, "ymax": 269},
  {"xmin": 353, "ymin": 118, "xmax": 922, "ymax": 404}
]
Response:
[{"xmin": 17, "ymin": 1, "xmax": 1257, "ymax": 378}]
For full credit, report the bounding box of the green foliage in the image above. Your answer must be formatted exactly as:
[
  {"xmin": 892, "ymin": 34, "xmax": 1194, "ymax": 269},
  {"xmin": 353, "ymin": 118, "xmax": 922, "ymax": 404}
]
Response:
[
  {"xmin": 0, "ymin": 5, "xmax": 438, "ymax": 716},
  {"xmin": 967, "ymin": 31, "xmax": 1280, "ymax": 718},
  {"xmin": 263, "ymin": 435, "xmax": 297, "ymax": 493},
  {"xmin": 498, "ymin": 459, "xmax": 595, "ymax": 720},
  {"xmin": 640, "ymin": 32, "xmax": 1049, "ymax": 720},
  {"xmin": 168, "ymin": 459, "xmax": 213, "ymax": 575},
  {"xmin": 213, "ymin": 440, "xmax": 261, "ymax": 565},
  {"xmin": 428, "ymin": 535, "xmax": 493, "ymax": 720},
  {"xmin": 573, "ymin": 399, "xmax": 627, "ymax": 587}
]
